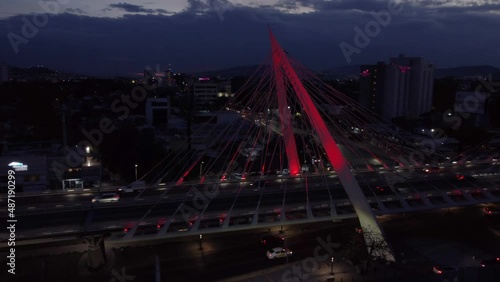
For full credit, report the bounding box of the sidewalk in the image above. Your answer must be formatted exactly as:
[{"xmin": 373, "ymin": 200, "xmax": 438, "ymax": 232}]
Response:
[{"xmin": 219, "ymin": 259, "xmax": 363, "ymax": 282}]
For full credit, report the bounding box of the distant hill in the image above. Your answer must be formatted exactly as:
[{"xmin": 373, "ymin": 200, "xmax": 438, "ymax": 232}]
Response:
[
  {"xmin": 193, "ymin": 64, "xmax": 500, "ymax": 80},
  {"xmin": 320, "ymin": 65, "xmax": 500, "ymax": 79},
  {"xmin": 434, "ymin": 65, "xmax": 500, "ymax": 79},
  {"xmin": 5, "ymin": 63, "xmax": 500, "ymax": 81},
  {"xmin": 193, "ymin": 65, "xmax": 267, "ymax": 79},
  {"xmin": 319, "ymin": 65, "xmax": 362, "ymax": 79}
]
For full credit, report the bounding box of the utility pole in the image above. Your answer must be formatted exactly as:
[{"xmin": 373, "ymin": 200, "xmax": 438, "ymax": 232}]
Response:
[
  {"xmin": 155, "ymin": 255, "xmax": 161, "ymax": 282},
  {"xmin": 61, "ymin": 105, "xmax": 67, "ymax": 147},
  {"xmin": 187, "ymin": 79, "xmax": 193, "ymax": 154}
]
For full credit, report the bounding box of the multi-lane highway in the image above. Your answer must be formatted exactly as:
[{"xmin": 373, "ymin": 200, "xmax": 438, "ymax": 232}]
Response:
[
  {"xmin": 2, "ymin": 162, "xmax": 497, "ymax": 212},
  {"xmin": 1, "ymin": 163, "xmax": 499, "ymax": 242},
  {"xmin": 3, "ymin": 206, "xmax": 499, "ymax": 282}
]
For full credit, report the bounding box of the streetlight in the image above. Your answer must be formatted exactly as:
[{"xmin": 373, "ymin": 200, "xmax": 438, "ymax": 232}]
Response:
[
  {"xmin": 199, "ymin": 234, "xmax": 203, "ymax": 250},
  {"xmin": 135, "ymin": 164, "xmax": 138, "ymax": 181},
  {"xmin": 330, "ymin": 256, "xmax": 334, "ymax": 275},
  {"xmin": 200, "ymin": 161, "xmax": 204, "ymax": 180}
]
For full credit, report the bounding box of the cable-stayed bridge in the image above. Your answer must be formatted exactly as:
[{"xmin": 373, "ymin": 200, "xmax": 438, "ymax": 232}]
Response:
[{"xmin": 2, "ymin": 31, "xmax": 500, "ymax": 263}]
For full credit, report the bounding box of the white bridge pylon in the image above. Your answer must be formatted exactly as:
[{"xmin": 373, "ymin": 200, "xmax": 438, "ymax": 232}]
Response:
[{"xmin": 269, "ymin": 29, "xmax": 396, "ymax": 262}]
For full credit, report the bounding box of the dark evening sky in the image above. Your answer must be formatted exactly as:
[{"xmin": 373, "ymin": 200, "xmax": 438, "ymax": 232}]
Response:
[{"xmin": 1, "ymin": 0, "xmax": 499, "ymax": 76}]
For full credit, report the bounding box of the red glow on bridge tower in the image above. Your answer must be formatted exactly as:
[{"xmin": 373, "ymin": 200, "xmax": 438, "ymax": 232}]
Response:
[
  {"xmin": 268, "ymin": 29, "xmax": 395, "ymax": 261},
  {"xmin": 270, "ymin": 29, "xmax": 301, "ymax": 175}
]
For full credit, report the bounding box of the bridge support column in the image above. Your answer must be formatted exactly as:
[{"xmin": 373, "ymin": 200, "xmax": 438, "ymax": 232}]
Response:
[
  {"xmin": 330, "ymin": 202, "xmax": 337, "ymax": 218},
  {"xmin": 82, "ymin": 234, "xmax": 107, "ymax": 269}
]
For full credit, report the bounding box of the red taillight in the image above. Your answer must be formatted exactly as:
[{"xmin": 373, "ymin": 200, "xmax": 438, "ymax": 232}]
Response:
[
  {"xmin": 496, "ymin": 257, "xmax": 499, "ymax": 261},
  {"xmin": 156, "ymin": 224, "xmax": 161, "ymax": 230},
  {"xmin": 263, "ymin": 240, "xmax": 266, "ymax": 244},
  {"xmin": 124, "ymin": 228, "xmax": 129, "ymax": 233},
  {"xmin": 114, "ymin": 195, "xmax": 119, "ymax": 198},
  {"xmin": 437, "ymin": 270, "xmax": 442, "ymax": 274}
]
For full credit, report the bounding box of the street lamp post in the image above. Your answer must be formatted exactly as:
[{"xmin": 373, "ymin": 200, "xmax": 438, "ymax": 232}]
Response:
[
  {"xmin": 135, "ymin": 164, "xmax": 138, "ymax": 181},
  {"xmin": 285, "ymin": 236, "xmax": 289, "ymax": 265},
  {"xmin": 199, "ymin": 234, "xmax": 203, "ymax": 250},
  {"xmin": 330, "ymin": 256, "xmax": 334, "ymax": 274},
  {"xmin": 200, "ymin": 161, "xmax": 204, "ymax": 180}
]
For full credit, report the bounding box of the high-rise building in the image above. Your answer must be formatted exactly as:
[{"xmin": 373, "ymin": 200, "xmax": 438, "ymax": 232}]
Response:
[
  {"xmin": 217, "ymin": 80, "xmax": 233, "ymax": 97},
  {"xmin": 0, "ymin": 64, "xmax": 9, "ymax": 83},
  {"xmin": 359, "ymin": 55, "xmax": 434, "ymax": 121},
  {"xmin": 146, "ymin": 98, "xmax": 170, "ymax": 127},
  {"xmin": 191, "ymin": 78, "xmax": 218, "ymax": 111},
  {"xmin": 164, "ymin": 64, "xmax": 176, "ymax": 88},
  {"xmin": 359, "ymin": 62, "xmax": 386, "ymax": 114}
]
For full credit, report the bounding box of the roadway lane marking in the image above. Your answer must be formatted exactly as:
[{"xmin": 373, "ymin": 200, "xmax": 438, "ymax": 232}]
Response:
[
  {"xmin": 56, "ymin": 205, "xmax": 64, "ymax": 208},
  {"xmin": 28, "ymin": 207, "xmax": 36, "ymax": 209}
]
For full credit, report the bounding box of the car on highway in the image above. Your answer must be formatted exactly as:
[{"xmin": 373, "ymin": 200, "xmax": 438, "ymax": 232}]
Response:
[
  {"xmin": 423, "ymin": 166, "xmax": 440, "ymax": 173},
  {"xmin": 456, "ymin": 174, "xmax": 476, "ymax": 181},
  {"xmin": 372, "ymin": 185, "xmax": 390, "ymax": 195},
  {"xmin": 232, "ymin": 173, "xmax": 247, "ymax": 180},
  {"xmin": 260, "ymin": 233, "xmax": 285, "ymax": 246},
  {"xmin": 479, "ymin": 257, "xmax": 500, "ymax": 267},
  {"xmin": 432, "ymin": 265, "xmax": 457, "ymax": 275},
  {"xmin": 92, "ymin": 193, "xmax": 120, "ymax": 203},
  {"xmin": 118, "ymin": 181, "xmax": 146, "ymax": 193},
  {"xmin": 123, "ymin": 222, "xmax": 156, "ymax": 234},
  {"xmin": 482, "ymin": 207, "xmax": 499, "ymax": 216},
  {"xmin": 266, "ymin": 247, "xmax": 292, "ymax": 259}
]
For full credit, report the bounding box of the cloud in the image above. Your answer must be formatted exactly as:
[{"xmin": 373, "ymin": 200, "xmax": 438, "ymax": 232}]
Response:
[
  {"xmin": 0, "ymin": 0, "xmax": 499, "ymax": 77},
  {"xmin": 65, "ymin": 8, "xmax": 87, "ymax": 15},
  {"xmin": 108, "ymin": 2, "xmax": 172, "ymax": 14}
]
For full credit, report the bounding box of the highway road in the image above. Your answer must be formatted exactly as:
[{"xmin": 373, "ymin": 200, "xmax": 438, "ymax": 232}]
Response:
[
  {"xmin": 1, "ymin": 165, "xmax": 499, "ymax": 242},
  {"xmin": 1, "ymin": 162, "xmax": 496, "ymax": 212},
  {"xmin": 2, "ymin": 206, "xmax": 499, "ymax": 282}
]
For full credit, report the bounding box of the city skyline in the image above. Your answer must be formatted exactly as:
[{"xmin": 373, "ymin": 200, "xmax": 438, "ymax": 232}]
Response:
[{"xmin": 0, "ymin": 0, "xmax": 499, "ymax": 76}]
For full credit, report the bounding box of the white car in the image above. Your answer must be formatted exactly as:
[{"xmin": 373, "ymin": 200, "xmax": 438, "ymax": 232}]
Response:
[
  {"xmin": 92, "ymin": 193, "xmax": 120, "ymax": 203},
  {"xmin": 266, "ymin": 247, "xmax": 292, "ymax": 259}
]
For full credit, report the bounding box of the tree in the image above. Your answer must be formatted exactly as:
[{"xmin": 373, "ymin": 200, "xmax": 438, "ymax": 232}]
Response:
[{"xmin": 344, "ymin": 226, "xmax": 393, "ymax": 270}]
